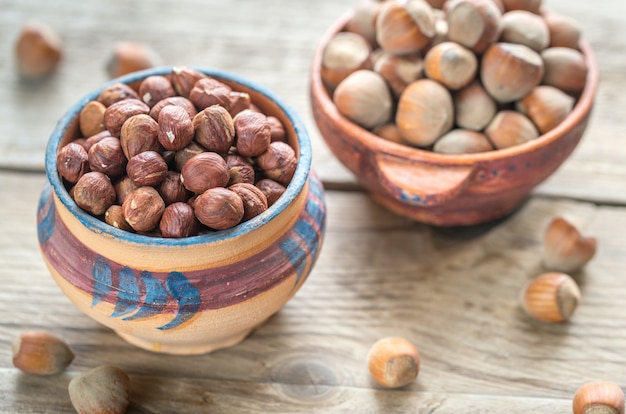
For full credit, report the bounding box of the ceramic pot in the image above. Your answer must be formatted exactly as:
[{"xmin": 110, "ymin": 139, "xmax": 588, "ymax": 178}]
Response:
[
  {"xmin": 37, "ymin": 67, "xmax": 326, "ymax": 355},
  {"xmin": 310, "ymin": 12, "xmax": 599, "ymax": 226}
]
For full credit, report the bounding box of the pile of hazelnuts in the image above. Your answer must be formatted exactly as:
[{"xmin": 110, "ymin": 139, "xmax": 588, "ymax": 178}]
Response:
[
  {"xmin": 321, "ymin": 0, "xmax": 589, "ymax": 154},
  {"xmin": 56, "ymin": 66, "xmax": 297, "ymax": 238}
]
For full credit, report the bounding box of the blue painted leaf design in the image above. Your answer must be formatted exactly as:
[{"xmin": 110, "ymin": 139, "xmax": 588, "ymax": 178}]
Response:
[
  {"xmin": 92, "ymin": 256, "xmax": 112, "ymax": 307},
  {"xmin": 124, "ymin": 271, "xmax": 168, "ymax": 321},
  {"xmin": 158, "ymin": 272, "xmax": 201, "ymax": 330},
  {"xmin": 280, "ymin": 238, "xmax": 307, "ymax": 288},
  {"xmin": 111, "ymin": 267, "xmax": 141, "ymax": 318}
]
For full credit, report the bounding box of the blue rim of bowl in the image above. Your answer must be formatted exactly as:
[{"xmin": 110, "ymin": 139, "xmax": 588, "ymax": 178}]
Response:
[{"xmin": 45, "ymin": 66, "xmax": 312, "ymax": 247}]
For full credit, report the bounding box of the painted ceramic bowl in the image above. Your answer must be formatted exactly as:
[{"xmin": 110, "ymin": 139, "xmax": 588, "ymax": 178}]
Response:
[
  {"xmin": 37, "ymin": 68, "xmax": 326, "ymax": 355},
  {"xmin": 310, "ymin": 12, "xmax": 599, "ymax": 226}
]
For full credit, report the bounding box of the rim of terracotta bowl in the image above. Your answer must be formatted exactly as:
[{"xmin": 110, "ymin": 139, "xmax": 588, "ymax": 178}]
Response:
[
  {"xmin": 311, "ymin": 10, "xmax": 600, "ymax": 166},
  {"xmin": 45, "ymin": 66, "xmax": 312, "ymax": 246}
]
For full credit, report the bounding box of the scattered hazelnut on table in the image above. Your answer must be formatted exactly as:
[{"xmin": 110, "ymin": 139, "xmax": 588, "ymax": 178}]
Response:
[
  {"xmin": 520, "ymin": 272, "xmax": 581, "ymax": 323},
  {"xmin": 105, "ymin": 41, "xmax": 161, "ymax": 79},
  {"xmin": 68, "ymin": 365, "xmax": 131, "ymax": 414},
  {"xmin": 572, "ymin": 381, "xmax": 625, "ymax": 414},
  {"xmin": 12, "ymin": 331, "xmax": 74, "ymax": 376},
  {"xmin": 367, "ymin": 336, "xmax": 420, "ymax": 388},
  {"xmin": 14, "ymin": 21, "xmax": 62, "ymax": 80},
  {"xmin": 543, "ymin": 216, "xmax": 597, "ymax": 273}
]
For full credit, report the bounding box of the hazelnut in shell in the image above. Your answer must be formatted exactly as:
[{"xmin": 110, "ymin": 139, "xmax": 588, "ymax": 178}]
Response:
[
  {"xmin": 346, "ymin": 0, "xmax": 382, "ymax": 46},
  {"xmin": 484, "ymin": 110, "xmax": 539, "ymax": 149},
  {"xmin": 12, "ymin": 331, "xmax": 74, "ymax": 376},
  {"xmin": 396, "ymin": 78, "xmax": 454, "ymax": 147},
  {"xmin": 105, "ymin": 41, "xmax": 160, "ymax": 79},
  {"xmin": 499, "ymin": 10, "xmax": 550, "ymax": 52},
  {"xmin": 367, "ymin": 336, "xmax": 420, "ymax": 389},
  {"xmin": 480, "ymin": 42, "xmax": 544, "ymax": 103},
  {"xmin": 68, "ymin": 365, "xmax": 131, "ymax": 414},
  {"xmin": 433, "ymin": 129, "xmax": 493, "ymax": 154},
  {"xmin": 572, "ymin": 381, "xmax": 625, "ymax": 414},
  {"xmin": 14, "ymin": 21, "xmax": 62, "ymax": 79},
  {"xmin": 500, "ymin": 0, "xmax": 542, "ymax": 14},
  {"xmin": 321, "ymin": 31, "xmax": 372, "ymax": 92},
  {"xmin": 520, "ymin": 272, "xmax": 581, "ymax": 323},
  {"xmin": 424, "ymin": 41, "xmax": 478, "ymax": 90},
  {"xmin": 543, "ymin": 216, "xmax": 597, "ymax": 273},
  {"xmin": 375, "ymin": 0, "xmax": 436, "ymax": 55},
  {"xmin": 454, "ymin": 81, "xmax": 497, "ymax": 131},
  {"xmin": 541, "ymin": 47, "xmax": 589, "ymax": 94},
  {"xmin": 446, "ymin": 0, "xmax": 502, "ymax": 54},
  {"xmin": 516, "ymin": 85, "xmax": 575, "ymax": 134},
  {"xmin": 544, "ymin": 12, "xmax": 582, "ymax": 50},
  {"xmin": 333, "ymin": 69, "xmax": 393, "ymax": 131},
  {"xmin": 374, "ymin": 52, "xmax": 424, "ymax": 98}
]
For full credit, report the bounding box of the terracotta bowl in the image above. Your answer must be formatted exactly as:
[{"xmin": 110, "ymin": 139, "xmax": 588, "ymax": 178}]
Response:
[
  {"xmin": 37, "ymin": 67, "xmax": 326, "ymax": 355},
  {"xmin": 310, "ymin": 12, "xmax": 599, "ymax": 226}
]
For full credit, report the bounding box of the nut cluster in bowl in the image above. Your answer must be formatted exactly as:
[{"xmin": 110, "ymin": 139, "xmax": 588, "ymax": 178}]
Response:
[
  {"xmin": 321, "ymin": 0, "xmax": 589, "ymax": 154},
  {"xmin": 56, "ymin": 66, "xmax": 298, "ymax": 238}
]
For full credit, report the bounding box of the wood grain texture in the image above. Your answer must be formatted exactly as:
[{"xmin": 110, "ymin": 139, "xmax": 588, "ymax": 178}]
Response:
[
  {"xmin": 1, "ymin": 0, "xmax": 625, "ymax": 204},
  {"xmin": 1, "ymin": 171, "xmax": 625, "ymax": 412}
]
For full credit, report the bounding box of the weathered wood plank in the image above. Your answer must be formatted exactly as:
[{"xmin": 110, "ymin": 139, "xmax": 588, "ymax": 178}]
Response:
[{"xmin": 1, "ymin": 171, "xmax": 625, "ymax": 412}]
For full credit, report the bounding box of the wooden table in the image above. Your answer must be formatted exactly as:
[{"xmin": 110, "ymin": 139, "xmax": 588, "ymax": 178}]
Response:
[{"xmin": 2, "ymin": 0, "xmax": 625, "ymax": 412}]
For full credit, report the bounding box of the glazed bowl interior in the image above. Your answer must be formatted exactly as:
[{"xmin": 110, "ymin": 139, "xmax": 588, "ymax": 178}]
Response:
[{"xmin": 46, "ymin": 66, "xmax": 312, "ymax": 246}]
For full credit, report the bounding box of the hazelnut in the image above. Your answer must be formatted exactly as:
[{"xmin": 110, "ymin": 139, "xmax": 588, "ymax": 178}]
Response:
[
  {"xmin": 424, "ymin": 41, "xmax": 478, "ymax": 90},
  {"xmin": 226, "ymin": 155, "xmax": 255, "ymax": 186},
  {"xmin": 113, "ymin": 176, "xmax": 138, "ymax": 205},
  {"xmin": 320, "ymin": 31, "xmax": 372, "ymax": 91},
  {"xmin": 138, "ymin": 75, "xmax": 176, "ymax": 107},
  {"xmin": 105, "ymin": 41, "xmax": 160, "ymax": 79},
  {"xmin": 374, "ymin": 52, "xmax": 424, "ymax": 98},
  {"xmin": 12, "ymin": 331, "xmax": 74, "ymax": 376},
  {"xmin": 157, "ymin": 105, "xmax": 195, "ymax": 151},
  {"xmin": 122, "ymin": 186, "xmax": 165, "ymax": 232},
  {"xmin": 170, "ymin": 66, "xmax": 208, "ymax": 98},
  {"xmin": 446, "ymin": 0, "xmax": 502, "ymax": 54},
  {"xmin": 68, "ymin": 365, "xmax": 131, "ymax": 414},
  {"xmin": 433, "ymin": 129, "xmax": 493, "ymax": 154},
  {"xmin": 333, "ymin": 70, "xmax": 393, "ymax": 131},
  {"xmin": 233, "ymin": 109, "xmax": 272, "ymax": 157},
  {"xmin": 158, "ymin": 171, "xmax": 189, "ymax": 205},
  {"xmin": 572, "ymin": 381, "xmax": 625, "ymax": 414},
  {"xmin": 73, "ymin": 171, "xmax": 116, "ymax": 216},
  {"xmin": 119, "ymin": 114, "xmax": 159, "ymax": 159},
  {"xmin": 194, "ymin": 187, "xmax": 244, "ymax": 230},
  {"xmin": 374, "ymin": 123, "xmax": 405, "ymax": 144},
  {"xmin": 396, "ymin": 78, "xmax": 454, "ymax": 147},
  {"xmin": 346, "ymin": 0, "xmax": 382, "ymax": 46},
  {"xmin": 126, "ymin": 151, "xmax": 168, "ymax": 187},
  {"xmin": 256, "ymin": 141, "xmax": 298, "ymax": 186},
  {"xmin": 484, "ymin": 110, "xmax": 539, "ymax": 149},
  {"xmin": 499, "ymin": 10, "xmax": 550, "ymax": 52},
  {"xmin": 87, "ymin": 137, "xmax": 127, "ymax": 180},
  {"xmin": 267, "ymin": 116, "xmax": 287, "ymax": 143},
  {"xmin": 57, "ymin": 142, "xmax": 89, "ymax": 184},
  {"xmin": 367, "ymin": 336, "xmax": 420, "ymax": 389},
  {"xmin": 103, "ymin": 98, "xmax": 150, "ymax": 137},
  {"xmin": 188, "ymin": 77, "xmax": 233, "ymax": 111},
  {"xmin": 541, "ymin": 47, "xmax": 588, "ymax": 94},
  {"xmin": 543, "ymin": 216, "xmax": 597, "ymax": 273},
  {"xmin": 376, "ymin": 0, "xmax": 436, "ymax": 55},
  {"xmin": 14, "ymin": 21, "xmax": 62, "ymax": 79},
  {"xmin": 520, "ymin": 272, "xmax": 581, "ymax": 323},
  {"xmin": 84, "ymin": 130, "xmax": 113, "ymax": 152},
  {"xmin": 454, "ymin": 81, "xmax": 497, "ymax": 131},
  {"xmin": 256, "ymin": 179, "xmax": 286, "ymax": 207},
  {"xmin": 97, "ymin": 83, "xmax": 140, "ymax": 107},
  {"xmin": 544, "ymin": 12, "xmax": 582, "ymax": 50},
  {"xmin": 78, "ymin": 100, "xmax": 107, "ymax": 138},
  {"xmin": 193, "ymin": 105, "xmax": 235, "ymax": 153},
  {"xmin": 104, "ymin": 205, "xmax": 134, "ymax": 232},
  {"xmin": 149, "ymin": 96, "xmax": 198, "ymax": 121},
  {"xmin": 174, "ymin": 142, "xmax": 206, "ymax": 172},
  {"xmin": 480, "ymin": 42, "xmax": 544, "ymax": 103},
  {"xmin": 180, "ymin": 152, "xmax": 229, "ymax": 194},
  {"xmin": 159, "ymin": 202, "xmax": 199, "ymax": 238},
  {"xmin": 425, "ymin": 0, "xmax": 447, "ymax": 8},
  {"xmin": 228, "ymin": 91, "xmax": 252, "ymax": 117},
  {"xmin": 516, "ymin": 85, "xmax": 575, "ymax": 134},
  {"xmin": 229, "ymin": 182, "xmax": 268, "ymax": 221}
]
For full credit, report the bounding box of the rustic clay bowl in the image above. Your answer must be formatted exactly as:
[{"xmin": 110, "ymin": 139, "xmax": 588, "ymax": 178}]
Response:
[
  {"xmin": 37, "ymin": 67, "xmax": 326, "ymax": 355},
  {"xmin": 310, "ymin": 12, "xmax": 599, "ymax": 226}
]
